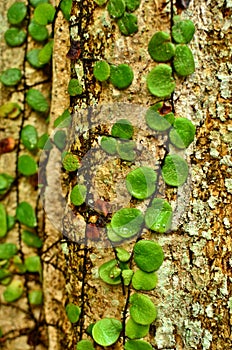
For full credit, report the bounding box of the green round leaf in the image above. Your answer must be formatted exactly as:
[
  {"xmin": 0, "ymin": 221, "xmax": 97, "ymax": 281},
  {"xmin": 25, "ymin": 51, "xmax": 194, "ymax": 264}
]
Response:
[
  {"xmin": 111, "ymin": 119, "xmax": 133, "ymax": 139},
  {"xmin": 29, "ymin": 0, "xmax": 49, "ymax": 7},
  {"xmin": 94, "ymin": 0, "xmax": 108, "ymax": 5},
  {"xmin": 110, "ymin": 64, "xmax": 134, "ymax": 89},
  {"xmin": 118, "ymin": 13, "xmax": 138, "ymax": 36},
  {"xmin": 122, "ymin": 269, "xmax": 133, "ymax": 286},
  {"xmin": 169, "ymin": 117, "xmax": 196, "ymax": 149},
  {"xmin": 62, "ymin": 152, "xmax": 80, "ymax": 172},
  {"xmin": 111, "ymin": 208, "xmax": 144, "ymax": 238},
  {"xmin": 93, "ymin": 60, "xmax": 110, "ymax": 82},
  {"xmin": 148, "ymin": 31, "xmax": 175, "ymax": 62},
  {"xmin": 132, "ymin": 270, "xmax": 158, "ymax": 290},
  {"xmin": 16, "ymin": 201, "xmax": 37, "ymax": 227},
  {"xmin": 27, "ymin": 49, "xmax": 45, "ymax": 69},
  {"xmin": 3, "ymin": 280, "xmax": 24, "ymax": 302},
  {"xmin": 145, "ymin": 198, "xmax": 173, "ymax": 233},
  {"xmin": 0, "ymin": 269, "xmax": 12, "ymax": 282},
  {"xmin": 106, "ymin": 224, "xmax": 122, "ymax": 243},
  {"xmin": 173, "ymin": 44, "xmax": 195, "ymax": 76},
  {"xmin": 147, "ymin": 64, "xmax": 175, "ymax": 98},
  {"xmin": 37, "ymin": 133, "xmax": 51, "ymax": 150},
  {"xmin": 145, "ymin": 105, "xmax": 174, "ymax": 131},
  {"xmin": 22, "ymin": 230, "xmax": 43, "ymax": 248},
  {"xmin": 0, "ymin": 243, "xmax": 17, "ymax": 260},
  {"xmin": 0, "ymin": 102, "xmax": 21, "ymax": 119},
  {"xmin": 107, "ymin": 0, "xmax": 126, "ymax": 18},
  {"xmin": 133, "ymin": 240, "xmax": 164, "ymax": 272},
  {"xmin": 129, "ymin": 293, "xmax": 157, "ymax": 325},
  {"xmin": 38, "ymin": 40, "xmax": 54, "ymax": 65},
  {"xmin": 76, "ymin": 340, "xmax": 95, "ymax": 350},
  {"xmin": 172, "ymin": 19, "xmax": 195, "ymax": 44},
  {"xmin": 115, "ymin": 247, "xmax": 130, "ymax": 262},
  {"xmin": 29, "ymin": 20, "xmax": 49, "ymax": 41},
  {"xmin": 25, "ymin": 255, "xmax": 41, "ymax": 273},
  {"xmin": 26, "ymin": 89, "xmax": 49, "ymax": 112},
  {"xmin": 161, "ymin": 154, "xmax": 189, "ymax": 186},
  {"xmin": 125, "ymin": 318, "xmax": 149, "ymax": 339},
  {"xmin": 4, "ymin": 28, "xmax": 26, "ymax": 47},
  {"xmin": 126, "ymin": 166, "xmax": 157, "ymax": 199},
  {"xmin": 125, "ymin": 339, "xmax": 152, "ymax": 350},
  {"xmin": 68, "ymin": 78, "xmax": 83, "ymax": 96},
  {"xmin": 0, "ymin": 174, "xmax": 14, "ymax": 196},
  {"xmin": 125, "ymin": 0, "xmax": 140, "ymax": 11},
  {"xmin": 53, "ymin": 130, "xmax": 66, "ymax": 150},
  {"xmin": 60, "ymin": 0, "xmax": 72, "ymax": 21},
  {"xmin": 18, "ymin": 155, "xmax": 37, "ymax": 176},
  {"xmin": 34, "ymin": 3, "xmax": 56, "ymax": 25},
  {"xmin": 29, "ymin": 290, "xmax": 43, "ymax": 305},
  {"xmin": 117, "ymin": 141, "xmax": 136, "ymax": 161},
  {"xmin": 100, "ymin": 136, "xmax": 117, "ymax": 155},
  {"xmin": 70, "ymin": 184, "xmax": 87, "ymax": 206},
  {"xmin": 7, "ymin": 215, "xmax": 16, "ymax": 231},
  {"xmin": 0, "ymin": 68, "xmax": 22, "ymax": 87},
  {"xmin": 0, "ymin": 204, "xmax": 7, "ymax": 238},
  {"xmin": 99, "ymin": 259, "xmax": 121, "ymax": 285},
  {"xmin": 21, "ymin": 125, "xmax": 38, "ymax": 151},
  {"xmin": 7, "ymin": 2, "xmax": 27, "ymax": 25},
  {"xmin": 54, "ymin": 109, "xmax": 71, "ymax": 128},
  {"xmin": 92, "ymin": 318, "xmax": 122, "ymax": 346},
  {"xmin": 66, "ymin": 303, "xmax": 81, "ymax": 323}
]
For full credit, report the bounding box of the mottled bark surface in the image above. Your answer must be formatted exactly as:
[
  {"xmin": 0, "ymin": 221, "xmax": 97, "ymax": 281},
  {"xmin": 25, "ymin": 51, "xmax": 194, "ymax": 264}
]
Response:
[{"xmin": 0, "ymin": 0, "xmax": 232, "ymax": 349}]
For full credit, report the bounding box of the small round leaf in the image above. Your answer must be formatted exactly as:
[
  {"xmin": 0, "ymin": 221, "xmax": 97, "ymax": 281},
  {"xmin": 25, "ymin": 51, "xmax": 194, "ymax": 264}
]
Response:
[
  {"xmin": 129, "ymin": 293, "xmax": 157, "ymax": 325},
  {"xmin": 53, "ymin": 130, "xmax": 66, "ymax": 150},
  {"xmin": 145, "ymin": 105, "xmax": 174, "ymax": 131},
  {"xmin": 148, "ymin": 31, "xmax": 175, "ymax": 62},
  {"xmin": 172, "ymin": 19, "xmax": 195, "ymax": 44},
  {"xmin": 22, "ymin": 230, "xmax": 43, "ymax": 248},
  {"xmin": 0, "ymin": 68, "xmax": 22, "ymax": 87},
  {"xmin": 115, "ymin": 247, "xmax": 130, "ymax": 262},
  {"xmin": 100, "ymin": 136, "xmax": 117, "ymax": 155},
  {"xmin": 16, "ymin": 202, "xmax": 37, "ymax": 227},
  {"xmin": 99, "ymin": 259, "xmax": 121, "ymax": 285},
  {"xmin": 34, "ymin": 3, "xmax": 56, "ymax": 25},
  {"xmin": 68, "ymin": 78, "xmax": 83, "ymax": 96},
  {"xmin": 125, "ymin": 339, "xmax": 153, "ymax": 350},
  {"xmin": 62, "ymin": 152, "xmax": 79, "ymax": 172},
  {"xmin": 18, "ymin": 155, "xmax": 37, "ymax": 176},
  {"xmin": 110, "ymin": 64, "xmax": 134, "ymax": 89},
  {"xmin": 0, "ymin": 243, "xmax": 17, "ymax": 260},
  {"xmin": 173, "ymin": 45, "xmax": 195, "ymax": 76},
  {"xmin": 60, "ymin": 0, "xmax": 72, "ymax": 21},
  {"xmin": 125, "ymin": 318, "xmax": 149, "ymax": 339},
  {"xmin": 7, "ymin": 2, "xmax": 27, "ymax": 25},
  {"xmin": 111, "ymin": 208, "xmax": 144, "ymax": 238},
  {"xmin": 145, "ymin": 198, "xmax": 173, "ymax": 233},
  {"xmin": 66, "ymin": 303, "xmax": 81, "ymax": 323},
  {"xmin": 147, "ymin": 64, "xmax": 175, "ymax": 98},
  {"xmin": 125, "ymin": 0, "xmax": 140, "ymax": 11},
  {"xmin": 161, "ymin": 154, "xmax": 189, "ymax": 186},
  {"xmin": 169, "ymin": 117, "xmax": 196, "ymax": 149},
  {"xmin": 107, "ymin": 0, "xmax": 126, "ymax": 18},
  {"xmin": 76, "ymin": 340, "xmax": 95, "ymax": 350},
  {"xmin": 29, "ymin": 20, "xmax": 49, "ymax": 41},
  {"xmin": 4, "ymin": 28, "xmax": 26, "ymax": 47},
  {"xmin": 93, "ymin": 61, "xmax": 110, "ymax": 82},
  {"xmin": 117, "ymin": 141, "xmax": 136, "ymax": 161},
  {"xmin": 27, "ymin": 49, "xmax": 45, "ymax": 69},
  {"xmin": 132, "ymin": 270, "xmax": 158, "ymax": 290},
  {"xmin": 70, "ymin": 184, "xmax": 87, "ymax": 206},
  {"xmin": 3, "ymin": 280, "xmax": 24, "ymax": 302},
  {"xmin": 111, "ymin": 119, "xmax": 133, "ymax": 139},
  {"xmin": 38, "ymin": 40, "xmax": 54, "ymax": 65},
  {"xmin": 0, "ymin": 204, "xmax": 7, "ymax": 238},
  {"xmin": 126, "ymin": 166, "xmax": 157, "ymax": 199},
  {"xmin": 92, "ymin": 318, "xmax": 122, "ymax": 346},
  {"xmin": 26, "ymin": 89, "xmax": 49, "ymax": 112},
  {"xmin": 133, "ymin": 240, "xmax": 164, "ymax": 272},
  {"xmin": 29, "ymin": 290, "xmax": 43, "ymax": 305},
  {"xmin": 118, "ymin": 13, "xmax": 138, "ymax": 36},
  {"xmin": 25, "ymin": 255, "xmax": 41, "ymax": 273},
  {"xmin": 29, "ymin": 0, "xmax": 49, "ymax": 7},
  {"xmin": 21, "ymin": 125, "xmax": 38, "ymax": 151}
]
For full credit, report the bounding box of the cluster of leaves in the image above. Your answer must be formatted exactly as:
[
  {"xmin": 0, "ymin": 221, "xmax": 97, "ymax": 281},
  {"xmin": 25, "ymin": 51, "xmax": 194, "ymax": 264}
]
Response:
[
  {"xmin": 94, "ymin": 0, "xmax": 141, "ymax": 36},
  {"xmin": 147, "ymin": 17, "xmax": 195, "ymax": 97},
  {"xmin": 94, "ymin": 61, "xmax": 134, "ymax": 89}
]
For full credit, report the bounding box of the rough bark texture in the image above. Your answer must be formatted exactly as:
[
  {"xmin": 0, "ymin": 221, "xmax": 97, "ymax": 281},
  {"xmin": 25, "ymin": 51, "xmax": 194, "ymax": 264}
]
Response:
[{"xmin": 0, "ymin": 0, "xmax": 231, "ymax": 349}]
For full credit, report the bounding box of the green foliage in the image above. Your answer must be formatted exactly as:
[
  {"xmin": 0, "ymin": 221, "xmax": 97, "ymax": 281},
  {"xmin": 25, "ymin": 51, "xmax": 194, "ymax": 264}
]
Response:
[
  {"xmin": 37, "ymin": 133, "xmax": 51, "ymax": 150},
  {"xmin": 68, "ymin": 78, "xmax": 83, "ymax": 96},
  {"xmin": 0, "ymin": 102, "xmax": 21, "ymax": 119},
  {"xmin": 3, "ymin": 280, "xmax": 24, "ymax": 302},
  {"xmin": 4, "ymin": 28, "xmax": 26, "ymax": 47},
  {"xmin": 125, "ymin": 0, "xmax": 140, "ymax": 11},
  {"xmin": 94, "ymin": 0, "xmax": 108, "ymax": 5},
  {"xmin": 117, "ymin": 140, "xmax": 136, "ymax": 161},
  {"xmin": 132, "ymin": 270, "xmax": 158, "ymax": 291},
  {"xmin": 0, "ymin": 174, "xmax": 14, "ymax": 196},
  {"xmin": 38, "ymin": 40, "xmax": 54, "ymax": 65},
  {"xmin": 60, "ymin": 0, "xmax": 73, "ymax": 21},
  {"xmin": 18, "ymin": 154, "xmax": 37, "ymax": 176},
  {"xmin": 93, "ymin": 60, "xmax": 110, "ymax": 82},
  {"xmin": 126, "ymin": 166, "xmax": 157, "ymax": 199},
  {"xmin": 173, "ymin": 44, "xmax": 195, "ymax": 76},
  {"xmin": 66, "ymin": 303, "xmax": 81, "ymax": 323},
  {"xmin": 125, "ymin": 318, "xmax": 149, "ymax": 339},
  {"xmin": 129, "ymin": 293, "xmax": 157, "ymax": 325},
  {"xmin": 0, "ymin": 243, "xmax": 17, "ymax": 260},
  {"xmin": 25, "ymin": 255, "xmax": 41, "ymax": 273},
  {"xmin": 172, "ymin": 18, "xmax": 195, "ymax": 44},
  {"xmin": 7, "ymin": 2, "xmax": 27, "ymax": 25},
  {"xmin": 122, "ymin": 269, "xmax": 133, "ymax": 286},
  {"xmin": 22, "ymin": 230, "xmax": 43, "ymax": 248},
  {"xmin": 76, "ymin": 339, "xmax": 95, "ymax": 350},
  {"xmin": 133, "ymin": 240, "xmax": 164, "ymax": 272},
  {"xmin": 110, "ymin": 64, "xmax": 134, "ymax": 89},
  {"xmin": 148, "ymin": 31, "xmax": 175, "ymax": 62},
  {"xmin": 100, "ymin": 136, "xmax": 117, "ymax": 155},
  {"xmin": 29, "ymin": 0, "xmax": 49, "ymax": 7},
  {"xmin": 111, "ymin": 208, "xmax": 144, "ymax": 238},
  {"xmin": 21, "ymin": 125, "xmax": 38, "ymax": 151},
  {"xmin": 0, "ymin": 68, "xmax": 22, "ymax": 87},
  {"xmin": 0, "ymin": 269, "xmax": 12, "ymax": 283},
  {"xmin": 118, "ymin": 13, "xmax": 138, "ymax": 36},
  {"xmin": 115, "ymin": 247, "xmax": 130, "ymax": 262},
  {"xmin": 92, "ymin": 318, "xmax": 122, "ymax": 346},
  {"xmin": 34, "ymin": 3, "xmax": 56, "ymax": 25},
  {"xmin": 70, "ymin": 184, "xmax": 87, "ymax": 206},
  {"xmin": 28, "ymin": 20, "xmax": 49, "ymax": 42},
  {"xmin": 16, "ymin": 201, "xmax": 37, "ymax": 227},
  {"xmin": 13, "ymin": 256, "xmax": 26, "ymax": 274},
  {"xmin": 27, "ymin": 49, "xmax": 45, "ymax": 69},
  {"xmin": 54, "ymin": 109, "xmax": 71, "ymax": 128},
  {"xmin": 161, "ymin": 154, "xmax": 189, "ymax": 186},
  {"xmin": 99, "ymin": 259, "xmax": 121, "ymax": 285},
  {"xmin": 106, "ymin": 224, "xmax": 122, "ymax": 243},
  {"xmin": 53, "ymin": 130, "xmax": 66, "ymax": 150},
  {"xmin": 145, "ymin": 104, "xmax": 174, "ymax": 131},
  {"xmin": 26, "ymin": 89, "xmax": 49, "ymax": 112},
  {"xmin": 62, "ymin": 152, "xmax": 80, "ymax": 172},
  {"xmin": 28, "ymin": 290, "xmax": 43, "ymax": 305},
  {"xmin": 145, "ymin": 198, "xmax": 173, "ymax": 233},
  {"xmin": 147, "ymin": 64, "xmax": 175, "ymax": 97},
  {"xmin": 169, "ymin": 117, "xmax": 196, "ymax": 149},
  {"xmin": 107, "ymin": 0, "xmax": 126, "ymax": 18},
  {"xmin": 125, "ymin": 339, "xmax": 152, "ymax": 350},
  {"xmin": 111, "ymin": 119, "xmax": 133, "ymax": 139},
  {"xmin": 7, "ymin": 215, "xmax": 16, "ymax": 231}
]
